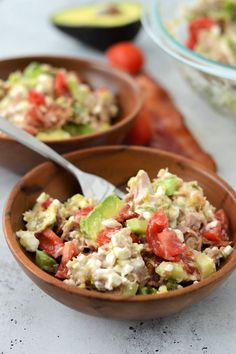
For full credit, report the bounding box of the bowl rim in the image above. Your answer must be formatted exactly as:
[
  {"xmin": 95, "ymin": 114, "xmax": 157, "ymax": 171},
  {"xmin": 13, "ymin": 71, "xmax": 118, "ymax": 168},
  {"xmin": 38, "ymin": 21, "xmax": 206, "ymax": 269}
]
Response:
[
  {"xmin": 142, "ymin": 0, "xmax": 236, "ymax": 81},
  {"xmin": 3, "ymin": 145, "xmax": 236, "ymax": 302},
  {"xmin": 0, "ymin": 54, "xmax": 142, "ymax": 145}
]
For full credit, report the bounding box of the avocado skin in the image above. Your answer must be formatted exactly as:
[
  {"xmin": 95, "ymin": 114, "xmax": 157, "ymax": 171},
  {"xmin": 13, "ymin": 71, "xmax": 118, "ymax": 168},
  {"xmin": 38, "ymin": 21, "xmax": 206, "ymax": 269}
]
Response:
[{"xmin": 53, "ymin": 20, "xmax": 141, "ymax": 51}]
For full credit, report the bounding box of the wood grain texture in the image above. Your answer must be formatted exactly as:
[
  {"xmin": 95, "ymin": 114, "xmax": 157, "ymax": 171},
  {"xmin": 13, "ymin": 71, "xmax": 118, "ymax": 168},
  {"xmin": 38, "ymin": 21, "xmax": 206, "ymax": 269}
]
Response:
[
  {"xmin": 136, "ymin": 74, "xmax": 216, "ymax": 172},
  {"xmin": 0, "ymin": 55, "xmax": 141, "ymax": 173},
  {"xmin": 3, "ymin": 146, "xmax": 236, "ymax": 320}
]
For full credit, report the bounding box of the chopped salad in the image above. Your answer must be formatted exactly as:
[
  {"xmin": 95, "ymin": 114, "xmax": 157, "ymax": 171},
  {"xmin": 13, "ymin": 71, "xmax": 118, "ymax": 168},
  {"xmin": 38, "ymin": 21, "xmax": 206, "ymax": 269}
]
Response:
[
  {"xmin": 0, "ymin": 62, "xmax": 118, "ymax": 140},
  {"xmin": 17, "ymin": 169, "xmax": 233, "ymax": 295},
  {"xmin": 185, "ymin": 0, "xmax": 236, "ymax": 66}
]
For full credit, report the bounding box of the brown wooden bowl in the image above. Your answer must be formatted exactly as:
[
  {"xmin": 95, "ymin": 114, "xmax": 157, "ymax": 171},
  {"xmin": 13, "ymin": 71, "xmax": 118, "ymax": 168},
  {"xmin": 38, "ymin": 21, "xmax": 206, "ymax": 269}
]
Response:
[
  {"xmin": 3, "ymin": 146, "xmax": 236, "ymax": 320},
  {"xmin": 0, "ymin": 56, "xmax": 141, "ymax": 173}
]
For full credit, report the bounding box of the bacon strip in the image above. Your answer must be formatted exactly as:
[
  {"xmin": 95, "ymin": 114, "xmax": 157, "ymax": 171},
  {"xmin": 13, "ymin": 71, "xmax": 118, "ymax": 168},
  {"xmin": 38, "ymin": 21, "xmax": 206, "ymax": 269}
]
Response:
[{"xmin": 135, "ymin": 74, "xmax": 216, "ymax": 172}]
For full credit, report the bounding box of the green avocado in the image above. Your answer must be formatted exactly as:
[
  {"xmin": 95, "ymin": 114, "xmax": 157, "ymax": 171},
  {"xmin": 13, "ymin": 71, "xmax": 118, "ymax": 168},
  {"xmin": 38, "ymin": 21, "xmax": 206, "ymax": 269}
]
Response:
[
  {"xmin": 63, "ymin": 123, "xmax": 94, "ymax": 136},
  {"xmin": 51, "ymin": 2, "xmax": 142, "ymax": 51},
  {"xmin": 37, "ymin": 128, "xmax": 71, "ymax": 141},
  {"xmin": 35, "ymin": 250, "xmax": 58, "ymax": 273},
  {"xmin": 80, "ymin": 194, "xmax": 124, "ymax": 240},
  {"xmin": 126, "ymin": 218, "xmax": 148, "ymax": 235}
]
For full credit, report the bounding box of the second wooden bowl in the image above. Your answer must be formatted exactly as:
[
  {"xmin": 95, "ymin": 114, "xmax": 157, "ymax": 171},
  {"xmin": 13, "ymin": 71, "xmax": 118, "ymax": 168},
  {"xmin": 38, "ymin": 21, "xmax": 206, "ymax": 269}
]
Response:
[
  {"xmin": 0, "ymin": 56, "xmax": 141, "ymax": 173},
  {"xmin": 3, "ymin": 146, "xmax": 236, "ymax": 320}
]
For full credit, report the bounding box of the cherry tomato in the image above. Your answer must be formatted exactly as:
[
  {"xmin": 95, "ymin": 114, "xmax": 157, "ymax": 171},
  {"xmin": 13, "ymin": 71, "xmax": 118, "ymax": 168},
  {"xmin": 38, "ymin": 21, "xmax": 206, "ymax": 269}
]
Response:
[
  {"xmin": 96, "ymin": 227, "xmax": 119, "ymax": 246},
  {"xmin": 55, "ymin": 241, "xmax": 78, "ymax": 279},
  {"xmin": 127, "ymin": 111, "xmax": 152, "ymax": 146},
  {"xmin": 37, "ymin": 228, "xmax": 64, "ymax": 258},
  {"xmin": 106, "ymin": 42, "xmax": 144, "ymax": 75},
  {"xmin": 28, "ymin": 90, "xmax": 45, "ymax": 106},
  {"xmin": 186, "ymin": 16, "xmax": 216, "ymax": 49},
  {"xmin": 54, "ymin": 71, "xmax": 68, "ymax": 97}
]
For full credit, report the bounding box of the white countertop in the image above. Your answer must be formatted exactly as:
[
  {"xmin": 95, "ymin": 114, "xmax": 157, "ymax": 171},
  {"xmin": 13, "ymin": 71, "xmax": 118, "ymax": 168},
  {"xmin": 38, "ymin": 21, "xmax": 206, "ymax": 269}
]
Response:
[{"xmin": 1, "ymin": 1, "xmax": 236, "ymax": 353}]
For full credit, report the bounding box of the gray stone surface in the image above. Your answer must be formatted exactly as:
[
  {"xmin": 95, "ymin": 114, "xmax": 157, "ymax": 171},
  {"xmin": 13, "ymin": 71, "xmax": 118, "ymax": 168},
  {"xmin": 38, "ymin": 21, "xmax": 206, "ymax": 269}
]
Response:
[{"xmin": 0, "ymin": 1, "xmax": 236, "ymax": 353}]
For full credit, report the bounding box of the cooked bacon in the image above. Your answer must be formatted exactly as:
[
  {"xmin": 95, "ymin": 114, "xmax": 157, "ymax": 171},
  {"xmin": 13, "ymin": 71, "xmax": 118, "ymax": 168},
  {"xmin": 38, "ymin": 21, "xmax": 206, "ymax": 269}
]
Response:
[{"xmin": 135, "ymin": 74, "xmax": 216, "ymax": 171}]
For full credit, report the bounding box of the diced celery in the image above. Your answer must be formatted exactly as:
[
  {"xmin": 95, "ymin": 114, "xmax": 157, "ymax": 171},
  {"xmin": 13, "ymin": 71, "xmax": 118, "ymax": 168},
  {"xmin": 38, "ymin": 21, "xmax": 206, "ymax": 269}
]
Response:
[
  {"xmin": 156, "ymin": 262, "xmax": 187, "ymax": 283},
  {"xmin": 196, "ymin": 253, "xmax": 216, "ymax": 279}
]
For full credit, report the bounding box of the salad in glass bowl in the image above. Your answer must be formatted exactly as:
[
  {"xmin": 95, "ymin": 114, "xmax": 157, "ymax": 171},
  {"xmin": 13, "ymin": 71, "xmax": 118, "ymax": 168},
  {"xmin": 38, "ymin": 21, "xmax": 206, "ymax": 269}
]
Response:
[
  {"xmin": 142, "ymin": 0, "xmax": 236, "ymax": 119},
  {"xmin": 16, "ymin": 168, "xmax": 233, "ymax": 296},
  {"xmin": 0, "ymin": 62, "xmax": 118, "ymax": 140}
]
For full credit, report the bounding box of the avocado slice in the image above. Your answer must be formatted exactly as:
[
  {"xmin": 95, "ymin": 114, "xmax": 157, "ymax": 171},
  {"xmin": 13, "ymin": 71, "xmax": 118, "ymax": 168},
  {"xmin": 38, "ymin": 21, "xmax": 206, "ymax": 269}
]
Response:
[
  {"xmin": 37, "ymin": 128, "xmax": 71, "ymax": 141},
  {"xmin": 35, "ymin": 250, "xmax": 58, "ymax": 273},
  {"xmin": 80, "ymin": 194, "xmax": 124, "ymax": 240},
  {"xmin": 126, "ymin": 218, "xmax": 148, "ymax": 235},
  {"xmin": 51, "ymin": 2, "xmax": 142, "ymax": 51},
  {"xmin": 63, "ymin": 123, "xmax": 94, "ymax": 136}
]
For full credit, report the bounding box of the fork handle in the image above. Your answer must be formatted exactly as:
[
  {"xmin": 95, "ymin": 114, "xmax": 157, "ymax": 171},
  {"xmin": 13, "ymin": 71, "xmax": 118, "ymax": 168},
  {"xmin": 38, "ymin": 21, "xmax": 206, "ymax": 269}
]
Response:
[{"xmin": 0, "ymin": 117, "xmax": 84, "ymax": 178}]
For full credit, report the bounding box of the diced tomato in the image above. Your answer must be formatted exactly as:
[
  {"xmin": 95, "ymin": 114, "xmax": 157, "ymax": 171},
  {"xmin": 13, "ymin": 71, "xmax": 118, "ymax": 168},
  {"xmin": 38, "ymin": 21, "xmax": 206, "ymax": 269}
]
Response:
[
  {"xmin": 106, "ymin": 42, "xmax": 144, "ymax": 75},
  {"xmin": 202, "ymin": 221, "xmax": 222, "ymax": 243},
  {"xmin": 127, "ymin": 111, "xmax": 152, "ymax": 146},
  {"xmin": 41, "ymin": 198, "xmax": 53, "ymax": 209},
  {"xmin": 150, "ymin": 229, "xmax": 187, "ymax": 260},
  {"xmin": 28, "ymin": 90, "xmax": 45, "ymax": 106},
  {"xmin": 54, "ymin": 71, "xmax": 68, "ymax": 97},
  {"xmin": 96, "ymin": 227, "xmax": 119, "ymax": 246},
  {"xmin": 55, "ymin": 241, "xmax": 79, "ymax": 279},
  {"xmin": 215, "ymin": 209, "xmax": 229, "ymax": 233},
  {"xmin": 146, "ymin": 209, "xmax": 169, "ymax": 245},
  {"xmin": 37, "ymin": 228, "xmax": 64, "ymax": 258},
  {"xmin": 74, "ymin": 206, "xmax": 94, "ymax": 223},
  {"xmin": 186, "ymin": 16, "xmax": 216, "ymax": 49}
]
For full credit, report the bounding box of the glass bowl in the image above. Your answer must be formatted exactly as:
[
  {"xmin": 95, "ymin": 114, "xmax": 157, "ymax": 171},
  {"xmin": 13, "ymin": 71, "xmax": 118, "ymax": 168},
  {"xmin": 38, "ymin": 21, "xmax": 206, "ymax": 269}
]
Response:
[{"xmin": 142, "ymin": 0, "xmax": 236, "ymax": 119}]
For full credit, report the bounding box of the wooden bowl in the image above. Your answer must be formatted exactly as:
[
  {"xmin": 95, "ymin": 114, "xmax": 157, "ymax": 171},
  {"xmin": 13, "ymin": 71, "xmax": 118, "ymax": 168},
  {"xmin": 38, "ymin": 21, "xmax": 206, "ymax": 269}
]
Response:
[
  {"xmin": 3, "ymin": 146, "xmax": 236, "ymax": 320},
  {"xmin": 0, "ymin": 56, "xmax": 141, "ymax": 173}
]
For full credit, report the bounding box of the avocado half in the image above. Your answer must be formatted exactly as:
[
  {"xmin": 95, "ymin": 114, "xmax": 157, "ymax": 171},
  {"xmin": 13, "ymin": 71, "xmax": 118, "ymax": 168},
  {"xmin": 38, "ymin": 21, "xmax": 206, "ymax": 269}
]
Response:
[{"xmin": 51, "ymin": 2, "xmax": 142, "ymax": 51}]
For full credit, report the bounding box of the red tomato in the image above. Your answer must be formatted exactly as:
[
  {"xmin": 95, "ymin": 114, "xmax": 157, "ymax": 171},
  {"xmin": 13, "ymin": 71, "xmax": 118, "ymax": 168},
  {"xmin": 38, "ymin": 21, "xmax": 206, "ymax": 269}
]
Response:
[
  {"xmin": 41, "ymin": 198, "xmax": 53, "ymax": 209},
  {"xmin": 106, "ymin": 42, "xmax": 144, "ymax": 75},
  {"xmin": 186, "ymin": 16, "xmax": 216, "ymax": 49},
  {"xmin": 146, "ymin": 209, "xmax": 169, "ymax": 245},
  {"xmin": 96, "ymin": 227, "xmax": 119, "ymax": 246},
  {"xmin": 37, "ymin": 228, "xmax": 64, "ymax": 258},
  {"xmin": 28, "ymin": 90, "xmax": 45, "ymax": 106},
  {"xmin": 74, "ymin": 206, "xmax": 94, "ymax": 223},
  {"xmin": 152, "ymin": 229, "xmax": 188, "ymax": 260},
  {"xmin": 202, "ymin": 222, "xmax": 222, "ymax": 243},
  {"xmin": 127, "ymin": 111, "xmax": 152, "ymax": 146},
  {"xmin": 54, "ymin": 71, "xmax": 68, "ymax": 97},
  {"xmin": 55, "ymin": 241, "xmax": 78, "ymax": 279},
  {"xmin": 215, "ymin": 209, "xmax": 228, "ymax": 232}
]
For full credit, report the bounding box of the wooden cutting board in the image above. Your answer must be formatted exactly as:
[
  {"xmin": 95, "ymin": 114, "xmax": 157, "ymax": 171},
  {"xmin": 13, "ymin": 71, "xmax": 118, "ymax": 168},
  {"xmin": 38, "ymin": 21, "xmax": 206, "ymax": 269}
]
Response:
[{"xmin": 135, "ymin": 74, "xmax": 216, "ymax": 172}]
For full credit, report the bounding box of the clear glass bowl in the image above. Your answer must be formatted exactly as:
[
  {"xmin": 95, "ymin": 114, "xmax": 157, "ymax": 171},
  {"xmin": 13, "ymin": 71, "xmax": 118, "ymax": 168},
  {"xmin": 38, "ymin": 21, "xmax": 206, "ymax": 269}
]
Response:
[{"xmin": 142, "ymin": 0, "xmax": 236, "ymax": 118}]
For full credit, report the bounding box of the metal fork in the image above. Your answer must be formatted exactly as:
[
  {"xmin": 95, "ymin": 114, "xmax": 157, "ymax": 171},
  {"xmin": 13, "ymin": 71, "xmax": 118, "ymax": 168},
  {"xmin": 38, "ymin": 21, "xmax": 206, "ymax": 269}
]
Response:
[{"xmin": 0, "ymin": 118, "xmax": 124, "ymax": 201}]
